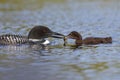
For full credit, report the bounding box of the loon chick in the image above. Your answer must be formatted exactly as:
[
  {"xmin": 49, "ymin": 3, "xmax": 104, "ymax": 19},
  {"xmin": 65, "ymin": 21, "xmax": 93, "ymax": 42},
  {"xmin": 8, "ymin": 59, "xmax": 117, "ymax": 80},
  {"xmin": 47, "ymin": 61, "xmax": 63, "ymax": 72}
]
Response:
[
  {"xmin": 0, "ymin": 25, "xmax": 64, "ymax": 45},
  {"xmin": 66, "ymin": 31, "xmax": 112, "ymax": 46}
]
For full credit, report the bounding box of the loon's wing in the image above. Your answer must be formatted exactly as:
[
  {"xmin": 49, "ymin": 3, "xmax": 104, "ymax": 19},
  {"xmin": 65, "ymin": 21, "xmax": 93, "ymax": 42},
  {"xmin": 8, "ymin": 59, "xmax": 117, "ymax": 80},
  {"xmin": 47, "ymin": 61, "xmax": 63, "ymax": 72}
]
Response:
[{"xmin": 0, "ymin": 34, "xmax": 28, "ymax": 45}]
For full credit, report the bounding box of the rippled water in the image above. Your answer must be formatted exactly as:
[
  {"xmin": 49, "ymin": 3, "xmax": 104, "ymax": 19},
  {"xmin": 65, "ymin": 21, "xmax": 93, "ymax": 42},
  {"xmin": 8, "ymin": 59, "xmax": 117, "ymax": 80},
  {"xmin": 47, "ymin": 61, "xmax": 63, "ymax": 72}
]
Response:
[{"xmin": 0, "ymin": 0, "xmax": 120, "ymax": 80}]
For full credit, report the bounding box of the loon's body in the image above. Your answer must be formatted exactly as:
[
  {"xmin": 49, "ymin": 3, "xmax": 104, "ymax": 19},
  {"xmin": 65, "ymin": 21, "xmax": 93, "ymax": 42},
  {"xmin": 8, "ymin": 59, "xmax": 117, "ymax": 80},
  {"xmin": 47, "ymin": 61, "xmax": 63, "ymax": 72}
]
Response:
[
  {"xmin": 0, "ymin": 34, "xmax": 28, "ymax": 45},
  {"xmin": 0, "ymin": 26, "xmax": 64, "ymax": 45}
]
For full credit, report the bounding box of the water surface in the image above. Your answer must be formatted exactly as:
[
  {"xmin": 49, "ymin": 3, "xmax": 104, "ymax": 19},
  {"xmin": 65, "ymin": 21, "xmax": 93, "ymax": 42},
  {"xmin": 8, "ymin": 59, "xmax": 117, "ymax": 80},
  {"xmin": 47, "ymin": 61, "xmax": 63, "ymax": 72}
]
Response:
[{"xmin": 0, "ymin": 0, "xmax": 120, "ymax": 80}]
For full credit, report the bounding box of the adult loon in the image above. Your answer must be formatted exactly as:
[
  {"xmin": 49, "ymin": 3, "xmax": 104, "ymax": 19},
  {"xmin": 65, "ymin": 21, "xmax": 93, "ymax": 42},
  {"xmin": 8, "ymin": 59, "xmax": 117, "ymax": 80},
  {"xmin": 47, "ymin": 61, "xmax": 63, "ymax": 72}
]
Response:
[
  {"xmin": 0, "ymin": 25, "xmax": 64, "ymax": 45},
  {"xmin": 66, "ymin": 31, "xmax": 112, "ymax": 46}
]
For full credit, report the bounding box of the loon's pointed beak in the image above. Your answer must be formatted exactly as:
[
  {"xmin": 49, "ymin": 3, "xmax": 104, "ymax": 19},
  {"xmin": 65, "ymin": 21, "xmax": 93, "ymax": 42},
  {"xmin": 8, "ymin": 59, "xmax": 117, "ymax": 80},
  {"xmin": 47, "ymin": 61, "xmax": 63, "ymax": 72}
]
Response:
[{"xmin": 51, "ymin": 32, "xmax": 64, "ymax": 39}]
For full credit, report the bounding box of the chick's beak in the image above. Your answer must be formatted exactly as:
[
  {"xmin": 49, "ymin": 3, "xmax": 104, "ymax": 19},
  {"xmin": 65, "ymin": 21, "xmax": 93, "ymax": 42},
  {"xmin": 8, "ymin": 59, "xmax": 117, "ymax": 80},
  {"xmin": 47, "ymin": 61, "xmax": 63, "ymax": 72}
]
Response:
[{"xmin": 66, "ymin": 34, "xmax": 72, "ymax": 39}]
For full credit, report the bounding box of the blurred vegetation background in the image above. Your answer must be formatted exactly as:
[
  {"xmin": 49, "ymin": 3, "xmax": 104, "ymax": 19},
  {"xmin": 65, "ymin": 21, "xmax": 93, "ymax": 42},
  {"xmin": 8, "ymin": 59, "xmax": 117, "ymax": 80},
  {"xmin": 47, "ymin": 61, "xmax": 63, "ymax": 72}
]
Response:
[{"xmin": 0, "ymin": 0, "xmax": 119, "ymax": 11}]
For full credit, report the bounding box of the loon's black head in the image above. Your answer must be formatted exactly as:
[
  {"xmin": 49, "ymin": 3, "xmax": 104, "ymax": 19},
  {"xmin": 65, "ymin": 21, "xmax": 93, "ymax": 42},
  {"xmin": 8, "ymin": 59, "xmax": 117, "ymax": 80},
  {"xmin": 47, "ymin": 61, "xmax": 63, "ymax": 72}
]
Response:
[{"xmin": 28, "ymin": 25, "xmax": 64, "ymax": 39}]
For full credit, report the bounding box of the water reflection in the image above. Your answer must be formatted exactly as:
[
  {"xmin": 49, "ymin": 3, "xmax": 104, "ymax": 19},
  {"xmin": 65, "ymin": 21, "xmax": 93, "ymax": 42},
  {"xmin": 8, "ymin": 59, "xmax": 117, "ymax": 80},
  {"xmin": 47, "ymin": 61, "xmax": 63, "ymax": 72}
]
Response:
[{"xmin": 61, "ymin": 62, "xmax": 113, "ymax": 80}]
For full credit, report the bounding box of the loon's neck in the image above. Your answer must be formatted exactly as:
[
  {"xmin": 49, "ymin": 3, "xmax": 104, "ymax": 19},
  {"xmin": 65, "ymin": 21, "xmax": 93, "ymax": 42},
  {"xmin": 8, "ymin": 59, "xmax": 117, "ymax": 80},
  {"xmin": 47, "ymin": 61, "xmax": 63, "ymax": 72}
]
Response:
[{"xmin": 29, "ymin": 39, "xmax": 50, "ymax": 45}]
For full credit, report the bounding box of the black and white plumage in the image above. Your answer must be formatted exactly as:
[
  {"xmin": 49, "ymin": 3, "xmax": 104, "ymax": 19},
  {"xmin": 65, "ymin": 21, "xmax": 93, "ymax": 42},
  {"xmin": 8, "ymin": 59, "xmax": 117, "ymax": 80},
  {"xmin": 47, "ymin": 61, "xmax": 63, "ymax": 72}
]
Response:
[
  {"xmin": 0, "ymin": 34, "xmax": 28, "ymax": 45},
  {"xmin": 0, "ymin": 25, "xmax": 64, "ymax": 45}
]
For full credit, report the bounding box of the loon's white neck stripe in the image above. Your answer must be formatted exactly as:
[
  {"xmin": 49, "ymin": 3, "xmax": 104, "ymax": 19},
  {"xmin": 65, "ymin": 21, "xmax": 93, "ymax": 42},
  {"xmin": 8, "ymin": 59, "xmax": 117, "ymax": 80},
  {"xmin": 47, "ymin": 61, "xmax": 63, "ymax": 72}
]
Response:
[
  {"xmin": 29, "ymin": 39, "xmax": 50, "ymax": 45},
  {"xmin": 29, "ymin": 39, "xmax": 41, "ymax": 42}
]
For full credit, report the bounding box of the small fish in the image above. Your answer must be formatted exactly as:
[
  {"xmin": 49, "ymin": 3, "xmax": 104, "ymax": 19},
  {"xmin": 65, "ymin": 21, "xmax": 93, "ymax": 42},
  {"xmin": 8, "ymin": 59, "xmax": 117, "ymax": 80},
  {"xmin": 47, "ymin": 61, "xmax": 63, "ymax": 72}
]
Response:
[{"xmin": 63, "ymin": 36, "xmax": 67, "ymax": 46}]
